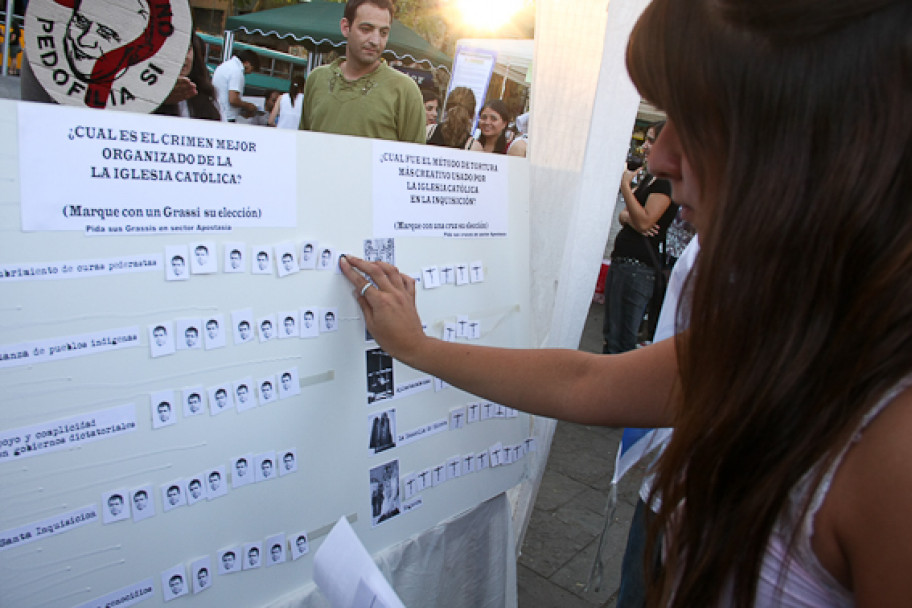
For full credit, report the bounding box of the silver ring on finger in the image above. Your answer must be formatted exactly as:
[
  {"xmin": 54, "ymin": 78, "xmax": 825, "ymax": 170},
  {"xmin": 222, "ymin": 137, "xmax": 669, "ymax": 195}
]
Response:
[{"xmin": 360, "ymin": 282, "xmax": 374, "ymax": 297}]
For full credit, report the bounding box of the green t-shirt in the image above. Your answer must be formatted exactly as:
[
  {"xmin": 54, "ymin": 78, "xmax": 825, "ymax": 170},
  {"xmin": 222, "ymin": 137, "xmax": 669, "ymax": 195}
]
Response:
[{"xmin": 299, "ymin": 58, "xmax": 425, "ymax": 144}]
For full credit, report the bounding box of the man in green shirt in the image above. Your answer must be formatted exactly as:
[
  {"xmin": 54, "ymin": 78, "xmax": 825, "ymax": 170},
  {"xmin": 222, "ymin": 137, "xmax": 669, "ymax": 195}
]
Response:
[{"xmin": 298, "ymin": 0, "xmax": 425, "ymax": 143}]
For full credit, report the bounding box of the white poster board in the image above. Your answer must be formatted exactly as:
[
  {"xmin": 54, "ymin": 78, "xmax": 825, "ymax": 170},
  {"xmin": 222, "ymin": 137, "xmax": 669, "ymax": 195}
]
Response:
[{"xmin": 0, "ymin": 101, "xmax": 533, "ymax": 608}]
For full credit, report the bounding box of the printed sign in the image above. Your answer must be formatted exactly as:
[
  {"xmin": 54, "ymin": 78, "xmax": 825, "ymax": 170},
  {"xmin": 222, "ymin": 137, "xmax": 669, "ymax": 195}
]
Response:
[
  {"xmin": 24, "ymin": 0, "xmax": 191, "ymax": 111},
  {"xmin": 373, "ymin": 141, "xmax": 509, "ymax": 238},
  {"xmin": 18, "ymin": 104, "xmax": 298, "ymax": 233}
]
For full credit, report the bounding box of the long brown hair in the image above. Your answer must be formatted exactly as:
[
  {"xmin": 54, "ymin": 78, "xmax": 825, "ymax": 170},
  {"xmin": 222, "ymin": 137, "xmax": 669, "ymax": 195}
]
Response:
[
  {"xmin": 440, "ymin": 86, "xmax": 476, "ymax": 148},
  {"xmin": 627, "ymin": 0, "xmax": 912, "ymax": 605}
]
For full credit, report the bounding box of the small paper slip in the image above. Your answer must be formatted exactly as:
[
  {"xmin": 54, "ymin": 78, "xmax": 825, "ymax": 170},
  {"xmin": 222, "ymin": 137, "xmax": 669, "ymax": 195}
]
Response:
[{"xmin": 313, "ymin": 517, "xmax": 406, "ymax": 608}]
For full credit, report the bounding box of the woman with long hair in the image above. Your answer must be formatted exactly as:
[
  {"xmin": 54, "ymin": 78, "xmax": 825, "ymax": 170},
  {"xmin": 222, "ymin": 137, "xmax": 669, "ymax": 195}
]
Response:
[
  {"xmin": 426, "ymin": 86, "xmax": 477, "ymax": 149},
  {"xmin": 341, "ymin": 0, "xmax": 912, "ymax": 605},
  {"xmin": 156, "ymin": 33, "xmax": 220, "ymax": 120},
  {"xmin": 269, "ymin": 75, "xmax": 306, "ymax": 129},
  {"xmin": 470, "ymin": 99, "xmax": 511, "ymax": 154}
]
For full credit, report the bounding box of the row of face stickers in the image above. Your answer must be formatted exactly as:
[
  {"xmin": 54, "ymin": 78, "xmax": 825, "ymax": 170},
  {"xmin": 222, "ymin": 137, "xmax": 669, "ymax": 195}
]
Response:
[
  {"xmin": 400, "ymin": 437, "xmax": 537, "ymax": 503},
  {"xmin": 148, "ymin": 307, "xmax": 337, "ymax": 358},
  {"xmin": 101, "ymin": 448, "xmax": 298, "ymax": 525},
  {"xmin": 149, "ymin": 366, "xmax": 301, "ymax": 427},
  {"xmin": 164, "ymin": 241, "xmax": 339, "ymax": 280},
  {"xmin": 159, "ymin": 530, "xmax": 310, "ymax": 601},
  {"xmin": 421, "ymin": 261, "xmax": 485, "ymax": 289}
]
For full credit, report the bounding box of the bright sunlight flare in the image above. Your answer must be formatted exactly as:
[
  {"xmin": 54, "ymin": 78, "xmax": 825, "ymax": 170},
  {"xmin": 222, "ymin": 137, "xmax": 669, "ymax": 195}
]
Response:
[{"xmin": 453, "ymin": 0, "xmax": 528, "ymax": 32}]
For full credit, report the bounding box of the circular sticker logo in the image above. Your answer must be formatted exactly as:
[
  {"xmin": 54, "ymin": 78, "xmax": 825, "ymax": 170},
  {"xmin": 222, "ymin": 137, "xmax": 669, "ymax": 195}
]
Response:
[{"xmin": 25, "ymin": 0, "xmax": 191, "ymax": 112}]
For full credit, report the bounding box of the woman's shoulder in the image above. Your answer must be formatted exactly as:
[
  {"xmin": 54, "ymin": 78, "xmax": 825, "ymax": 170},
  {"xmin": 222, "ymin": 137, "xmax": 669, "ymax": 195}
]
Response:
[{"xmin": 815, "ymin": 379, "xmax": 912, "ymax": 601}]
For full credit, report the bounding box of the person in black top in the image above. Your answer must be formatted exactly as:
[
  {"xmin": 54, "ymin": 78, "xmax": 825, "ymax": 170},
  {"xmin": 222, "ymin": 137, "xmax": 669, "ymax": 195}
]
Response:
[{"xmin": 602, "ymin": 121, "xmax": 677, "ymax": 354}]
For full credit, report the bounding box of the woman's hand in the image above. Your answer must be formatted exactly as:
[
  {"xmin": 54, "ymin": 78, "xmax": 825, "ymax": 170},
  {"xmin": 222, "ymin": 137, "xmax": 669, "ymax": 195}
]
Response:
[
  {"xmin": 162, "ymin": 77, "xmax": 197, "ymax": 105},
  {"xmin": 339, "ymin": 255, "xmax": 428, "ymax": 364}
]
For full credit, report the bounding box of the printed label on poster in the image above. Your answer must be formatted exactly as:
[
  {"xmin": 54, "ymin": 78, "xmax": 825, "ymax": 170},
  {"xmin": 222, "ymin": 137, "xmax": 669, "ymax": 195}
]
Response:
[
  {"xmin": 397, "ymin": 418, "xmax": 449, "ymax": 447},
  {"xmin": 0, "ymin": 403, "xmax": 137, "ymax": 463},
  {"xmin": 0, "ymin": 326, "xmax": 141, "ymax": 369},
  {"xmin": 18, "ymin": 104, "xmax": 297, "ymax": 233},
  {"xmin": 0, "ymin": 505, "xmax": 99, "ymax": 552},
  {"xmin": 373, "ymin": 141, "xmax": 508, "ymax": 238},
  {"xmin": 72, "ymin": 578, "xmax": 156, "ymax": 608},
  {"xmin": 0, "ymin": 253, "xmax": 162, "ymax": 282}
]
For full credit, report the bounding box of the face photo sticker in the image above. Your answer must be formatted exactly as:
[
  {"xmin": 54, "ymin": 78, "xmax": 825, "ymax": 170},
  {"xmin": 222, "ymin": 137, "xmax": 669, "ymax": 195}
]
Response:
[
  {"xmin": 258, "ymin": 375, "xmax": 277, "ymax": 405},
  {"xmin": 191, "ymin": 556, "xmax": 212, "ymax": 594},
  {"xmin": 299, "ymin": 308, "xmax": 319, "ymax": 338},
  {"xmin": 299, "ymin": 241, "xmax": 317, "ymax": 269},
  {"xmin": 278, "ymin": 368, "xmax": 300, "ymax": 399},
  {"xmin": 208, "ymin": 384, "xmax": 234, "ymax": 416},
  {"xmin": 265, "ymin": 534, "xmax": 287, "ymax": 566},
  {"xmin": 368, "ymin": 409, "xmax": 397, "ymax": 455},
  {"xmin": 243, "ymin": 542, "xmax": 262, "ymax": 570},
  {"xmin": 469, "ymin": 260, "xmax": 485, "ymax": 283},
  {"xmin": 130, "ymin": 486, "xmax": 156, "ymax": 522},
  {"xmin": 275, "ymin": 241, "xmax": 300, "ymax": 277},
  {"xmin": 185, "ymin": 476, "xmax": 205, "ymax": 505},
  {"xmin": 258, "ymin": 315, "xmax": 277, "ymax": 343},
  {"xmin": 182, "ymin": 387, "xmax": 206, "ymax": 417},
  {"xmin": 150, "ymin": 390, "xmax": 177, "ymax": 429},
  {"xmin": 165, "ymin": 246, "xmax": 190, "ymax": 281},
  {"xmin": 161, "ymin": 565, "xmax": 189, "ymax": 602},
  {"xmin": 455, "ymin": 263, "xmax": 469, "ymax": 286},
  {"xmin": 320, "ymin": 307, "xmax": 339, "ymax": 333},
  {"xmin": 317, "ymin": 247, "xmax": 335, "ymax": 271},
  {"xmin": 252, "ymin": 247, "xmax": 273, "ymax": 275},
  {"xmin": 232, "ymin": 309, "xmax": 255, "ymax": 345},
  {"xmin": 102, "ymin": 490, "xmax": 131, "ymax": 524},
  {"xmin": 203, "ymin": 315, "xmax": 226, "ymax": 350},
  {"xmin": 218, "ymin": 548, "xmax": 241, "ymax": 575},
  {"xmin": 366, "ymin": 348, "xmax": 394, "ymax": 404},
  {"xmin": 190, "ymin": 241, "xmax": 217, "ymax": 274},
  {"xmin": 278, "ymin": 311, "xmax": 299, "ymax": 339},
  {"xmin": 232, "ymin": 454, "xmax": 254, "ymax": 488},
  {"xmin": 233, "ymin": 378, "xmax": 256, "ymax": 413},
  {"xmin": 279, "ymin": 448, "xmax": 298, "ymax": 476},
  {"xmin": 363, "ymin": 237, "xmax": 395, "ymax": 265},
  {"xmin": 422, "ymin": 266, "xmax": 441, "ymax": 289},
  {"xmin": 175, "ymin": 318, "xmax": 203, "ymax": 351},
  {"xmin": 290, "ymin": 532, "xmax": 309, "ymax": 560},
  {"xmin": 223, "ymin": 242, "xmax": 246, "ymax": 273},
  {"xmin": 370, "ymin": 460, "xmax": 401, "ymax": 527},
  {"xmin": 161, "ymin": 482, "xmax": 186, "ymax": 512},
  {"xmin": 148, "ymin": 322, "xmax": 176, "ymax": 358},
  {"xmin": 255, "ymin": 451, "xmax": 276, "ymax": 482},
  {"xmin": 206, "ymin": 466, "xmax": 228, "ymax": 500}
]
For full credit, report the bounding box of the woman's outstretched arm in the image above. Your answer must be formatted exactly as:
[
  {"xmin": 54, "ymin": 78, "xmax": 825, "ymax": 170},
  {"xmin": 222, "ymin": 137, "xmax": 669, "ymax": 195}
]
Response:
[{"xmin": 340, "ymin": 255, "xmax": 680, "ymax": 428}]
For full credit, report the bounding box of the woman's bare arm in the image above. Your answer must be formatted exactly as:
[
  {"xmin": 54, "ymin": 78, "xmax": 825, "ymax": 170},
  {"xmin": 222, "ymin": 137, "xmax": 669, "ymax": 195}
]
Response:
[{"xmin": 340, "ymin": 256, "xmax": 679, "ymax": 427}]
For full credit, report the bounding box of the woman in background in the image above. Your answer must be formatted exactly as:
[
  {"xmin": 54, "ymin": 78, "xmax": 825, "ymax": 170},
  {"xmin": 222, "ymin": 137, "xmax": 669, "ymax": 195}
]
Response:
[
  {"xmin": 426, "ymin": 86, "xmax": 477, "ymax": 150},
  {"xmin": 470, "ymin": 99, "xmax": 511, "ymax": 154},
  {"xmin": 269, "ymin": 75, "xmax": 305, "ymax": 129},
  {"xmin": 156, "ymin": 33, "xmax": 220, "ymax": 120},
  {"xmin": 422, "ymin": 88, "xmax": 439, "ymax": 127}
]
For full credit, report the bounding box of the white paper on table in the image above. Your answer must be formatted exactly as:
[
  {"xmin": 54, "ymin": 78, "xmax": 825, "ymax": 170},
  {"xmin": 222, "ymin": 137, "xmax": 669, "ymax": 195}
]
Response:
[{"xmin": 313, "ymin": 517, "xmax": 405, "ymax": 608}]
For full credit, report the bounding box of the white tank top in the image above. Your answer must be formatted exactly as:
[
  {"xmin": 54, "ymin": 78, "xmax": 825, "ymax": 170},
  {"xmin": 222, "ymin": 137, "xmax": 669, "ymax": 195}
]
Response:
[
  {"xmin": 738, "ymin": 374, "xmax": 912, "ymax": 606},
  {"xmin": 275, "ymin": 93, "xmax": 304, "ymax": 130}
]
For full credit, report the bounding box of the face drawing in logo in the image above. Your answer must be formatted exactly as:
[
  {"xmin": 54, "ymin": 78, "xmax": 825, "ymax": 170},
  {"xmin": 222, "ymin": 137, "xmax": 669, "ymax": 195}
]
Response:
[{"xmin": 64, "ymin": 0, "xmax": 151, "ymax": 83}]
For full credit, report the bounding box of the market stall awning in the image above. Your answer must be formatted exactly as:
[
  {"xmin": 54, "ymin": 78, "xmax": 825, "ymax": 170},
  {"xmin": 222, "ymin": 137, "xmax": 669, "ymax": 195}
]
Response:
[{"xmin": 226, "ymin": 1, "xmax": 451, "ymax": 72}]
